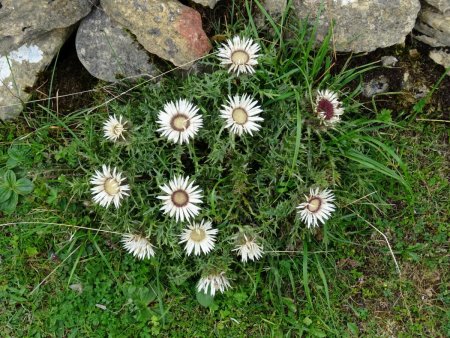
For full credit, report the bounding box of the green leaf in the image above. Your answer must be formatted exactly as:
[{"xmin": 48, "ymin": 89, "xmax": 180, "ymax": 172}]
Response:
[
  {"xmin": 0, "ymin": 186, "xmax": 12, "ymax": 203},
  {"xmin": 347, "ymin": 322, "xmax": 359, "ymax": 336},
  {"xmin": 6, "ymin": 157, "xmax": 18, "ymax": 169},
  {"xmin": 344, "ymin": 149, "xmax": 410, "ymax": 192},
  {"xmin": 4, "ymin": 170, "xmax": 16, "ymax": 187},
  {"xmin": 310, "ymin": 328, "xmax": 327, "ymax": 338},
  {"xmin": 303, "ymin": 317, "xmax": 312, "ymax": 326},
  {"xmin": 7, "ymin": 146, "xmax": 32, "ymax": 169},
  {"xmin": 15, "ymin": 178, "xmax": 34, "ymax": 195},
  {"xmin": 196, "ymin": 290, "xmax": 214, "ymax": 307},
  {"xmin": 26, "ymin": 247, "xmax": 38, "ymax": 257},
  {"xmin": 0, "ymin": 192, "xmax": 18, "ymax": 213}
]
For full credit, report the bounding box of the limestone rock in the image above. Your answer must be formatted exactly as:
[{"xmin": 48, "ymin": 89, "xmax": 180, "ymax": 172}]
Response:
[
  {"xmin": 76, "ymin": 8, "xmax": 159, "ymax": 82},
  {"xmin": 0, "ymin": 28, "xmax": 72, "ymax": 120},
  {"xmin": 260, "ymin": 0, "xmax": 288, "ymax": 16},
  {"xmin": 0, "ymin": 0, "xmax": 94, "ymax": 51},
  {"xmin": 429, "ymin": 49, "xmax": 450, "ymax": 74},
  {"xmin": 415, "ymin": 3, "xmax": 450, "ymax": 47},
  {"xmin": 191, "ymin": 0, "xmax": 220, "ymax": 8},
  {"xmin": 101, "ymin": 0, "xmax": 211, "ymax": 68},
  {"xmin": 292, "ymin": 0, "xmax": 421, "ymax": 53},
  {"xmin": 423, "ymin": 0, "xmax": 450, "ymax": 14},
  {"xmin": 255, "ymin": 0, "xmax": 287, "ymax": 28}
]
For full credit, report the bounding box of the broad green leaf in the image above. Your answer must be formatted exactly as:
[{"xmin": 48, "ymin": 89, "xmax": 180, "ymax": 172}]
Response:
[
  {"xmin": 6, "ymin": 157, "xmax": 18, "ymax": 169},
  {"xmin": 196, "ymin": 290, "xmax": 214, "ymax": 307},
  {"xmin": 4, "ymin": 170, "xmax": 16, "ymax": 187},
  {"xmin": 15, "ymin": 178, "xmax": 34, "ymax": 195},
  {"xmin": 0, "ymin": 186, "xmax": 12, "ymax": 203},
  {"xmin": 7, "ymin": 146, "xmax": 31, "ymax": 169},
  {"xmin": 0, "ymin": 192, "xmax": 18, "ymax": 213}
]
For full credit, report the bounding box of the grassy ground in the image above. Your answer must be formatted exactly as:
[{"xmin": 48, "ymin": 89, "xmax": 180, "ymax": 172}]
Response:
[{"xmin": 1, "ymin": 2, "xmax": 449, "ymax": 337}]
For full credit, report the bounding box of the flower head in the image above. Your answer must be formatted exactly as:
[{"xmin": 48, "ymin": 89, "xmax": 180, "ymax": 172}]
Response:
[
  {"xmin": 197, "ymin": 272, "xmax": 231, "ymax": 297},
  {"xmin": 217, "ymin": 36, "xmax": 260, "ymax": 75},
  {"xmin": 121, "ymin": 234, "xmax": 155, "ymax": 260},
  {"xmin": 156, "ymin": 99, "xmax": 203, "ymax": 144},
  {"xmin": 233, "ymin": 234, "xmax": 263, "ymax": 263},
  {"xmin": 220, "ymin": 94, "xmax": 263, "ymax": 136},
  {"xmin": 157, "ymin": 175, "xmax": 203, "ymax": 222},
  {"xmin": 103, "ymin": 115, "xmax": 128, "ymax": 142},
  {"xmin": 296, "ymin": 188, "xmax": 336, "ymax": 228},
  {"xmin": 179, "ymin": 219, "xmax": 218, "ymax": 256},
  {"xmin": 314, "ymin": 89, "xmax": 344, "ymax": 126},
  {"xmin": 90, "ymin": 165, "xmax": 130, "ymax": 208}
]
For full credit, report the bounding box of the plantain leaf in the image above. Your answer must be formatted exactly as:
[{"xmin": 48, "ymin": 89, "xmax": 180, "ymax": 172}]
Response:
[
  {"xmin": 0, "ymin": 192, "xmax": 18, "ymax": 213},
  {"xmin": 15, "ymin": 178, "xmax": 34, "ymax": 195},
  {"xmin": 0, "ymin": 185, "xmax": 12, "ymax": 203},
  {"xmin": 4, "ymin": 170, "xmax": 16, "ymax": 187}
]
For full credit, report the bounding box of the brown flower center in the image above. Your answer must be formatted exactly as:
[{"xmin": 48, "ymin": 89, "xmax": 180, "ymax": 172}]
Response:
[
  {"xmin": 171, "ymin": 189, "xmax": 189, "ymax": 207},
  {"xmin": 231, "ymin": 50, "xmax": 249, "ymax": 65},
  {"xmin": 231, "ymin": 107, "xmax": 248, "ymax": 125},
  {"xmin": 170, "ymin": 114, "xmax": 190, "ymax": 131},
  {"xmin": 190, "ymin": 228, "xmax": 206, "ymax": 242},
  {"xmin": 104, "ymin": 178, "xmax": 120, "ymax": 196},
  {"xmin": 307, "ymin": 197, "xmax": 322, "ymax": 213},
  {"xmin": 317, "ymin": 99, "xmax": 335, "ymax": 120}
]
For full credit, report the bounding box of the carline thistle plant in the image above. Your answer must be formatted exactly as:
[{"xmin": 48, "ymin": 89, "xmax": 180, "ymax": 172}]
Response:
[{"xmin": 88, "ymin": 34, "xmax": 342, "ymax": 298}]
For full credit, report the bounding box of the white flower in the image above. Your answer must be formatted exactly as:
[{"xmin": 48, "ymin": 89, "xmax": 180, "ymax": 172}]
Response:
[
  {"xmin": 121, "ymin": 234, "xmax": 155, "ymax": 260},
  {"xmin": 197, "ymin": 272, "xmax": 231, "ymax": 297},
  {"xmin": 103, "ymin": 115, "xmax": 128, "ymax": 142},
  {"xmin": 157, "ymin": 175, "xmax": 203, "ymax": 222},
  {"xmin": 156, "ymin": 99, "xmax": 203, "ymax": 144},
  {"xmin": 314, "ymin": 89, "xmax": 344, "ymax": 126},
  {"xmin": 296, "ymin": 188, "xmax": 336, "ymax": 228},
  {"xmin": 220, "ymin": 94, "xmax": 263, "ymax": 136},
  {"xmin": 90, "ymin": 165, "xmax": 130, "ymax": 208},
  {"xmin": 217, "ymin": 36, "xmax": 260, "ymax": 75},
  {"xmin": 233, "ymin": 235, "xmax": 263, "ymax": 263},
  {"xmin": 179, "ymin": 220, "xmax": 218, "ymax": 256}
]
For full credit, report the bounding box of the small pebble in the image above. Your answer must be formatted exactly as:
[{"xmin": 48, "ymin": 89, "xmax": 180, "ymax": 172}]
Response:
[
  {"xmin": 363, "ymin": 75, "xmax": 390, "ymax": 97},
  {"xmin": 69, "ymin": 283, "xmax": 83, "ymax": 294},
  {"xmin": 381, "ymin": 56, "xmax": 398, "ymax": 67},
  {"xmin": 409, "ymin": 49, "xmax": 420, "ymax": 59},
  {"xmin": 95, "ymin": 304, "xmax": 107, "ymax": 310}
]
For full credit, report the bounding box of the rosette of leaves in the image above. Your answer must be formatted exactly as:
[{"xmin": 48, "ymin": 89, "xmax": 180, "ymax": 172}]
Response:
[{"xmin": 0, "ymin": 170, "xmax": 34, "ymax": 213}]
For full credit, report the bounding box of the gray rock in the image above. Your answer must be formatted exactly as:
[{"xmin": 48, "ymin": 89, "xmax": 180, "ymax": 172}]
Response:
[
  {"xmin": 363, "ymin": 75, "xmax": 389, "ymax": 97},
  {"xmin": 429, "ymin": 49, "xmax": 450, "ymax": 74},
  {"xmin": 0, "ymin": 28, "xmax": 72, "ymax": 120},
  {"xmin": 255, "ymin": 0, "xmax": 288, "ymax": 28},
  {"xmin": 100, "ymin": 0, "xmax": 211, "ymax": 67},
  {"xmin": 415, "ymin": 4, "xmax": 450, "ymax": 47},
  {"xmin": 260, "ymin": 0, "xmax": 288, "ymax": 16},
  {"xmin": 423, "ymin": 0, "xmax": 450, "ymax": 14},
  {"xmin": 76, "ymin": 8, "xmax": 159, "ymax": 82},
  {"xmin": 191, "ymin": 0, "xmax": 220, "ymax": 8},
  {"xmin": 292, "ymin": 0, "xmax": 421, "ymax": 53},
  {"xmin": 0, "ymin": 0, "xmax": 94, "ymax": 51}
]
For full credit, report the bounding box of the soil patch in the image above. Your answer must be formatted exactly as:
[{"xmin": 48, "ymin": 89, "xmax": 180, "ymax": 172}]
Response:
[{"xmin": 30, "ymin": 31, "xmax": 99, "ymax": 115}]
